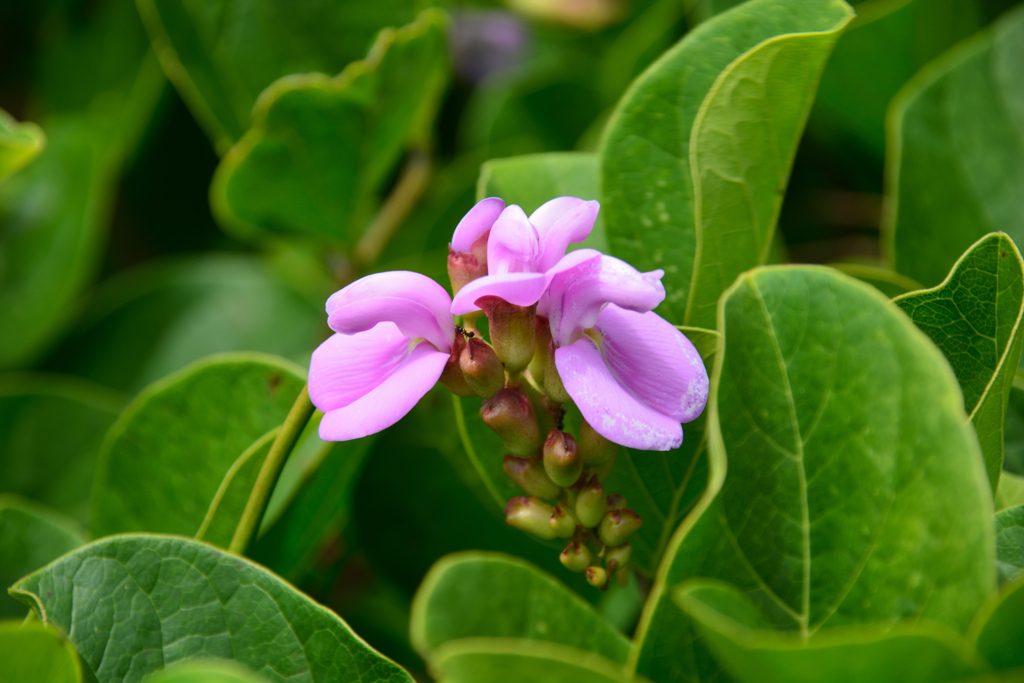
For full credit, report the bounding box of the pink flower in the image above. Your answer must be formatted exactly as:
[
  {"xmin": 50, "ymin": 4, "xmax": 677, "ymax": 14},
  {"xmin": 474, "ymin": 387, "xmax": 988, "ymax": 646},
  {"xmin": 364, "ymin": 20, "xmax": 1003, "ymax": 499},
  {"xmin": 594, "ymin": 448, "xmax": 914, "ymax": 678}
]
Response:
[
  {"xmin": 546, "ymin": 251, "xmax": 709, "ymax": 451},
  {"xmin": 309, "ymin": 271, "xmax": 455, "ymax": 441}
]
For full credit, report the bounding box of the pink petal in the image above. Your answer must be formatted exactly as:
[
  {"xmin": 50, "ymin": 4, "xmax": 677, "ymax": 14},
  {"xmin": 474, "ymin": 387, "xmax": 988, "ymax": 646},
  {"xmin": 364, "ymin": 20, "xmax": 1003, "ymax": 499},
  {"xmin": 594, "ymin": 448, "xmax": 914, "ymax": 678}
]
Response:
[
  {"xmin": 555, "ymin": 339, "xmax": 682, "ymax": 451},
  {"xmin": 329, "ymin": 296, "xmax": 452, "ymax": 352},
  {"xmin": 488, "ymin": 205, "xmax": 541, "ymax": 275},
  {"xmin": 450, "ymin": 272, "xmax": 546, "ymax": 316},
  {"xmin": 318, "ymin": 342, "xmax": 450, "ymax": 441},
  {"xmin": 595, "ymin": 305, "xmax": 709, "ymax": 423},
  {"xmin": 530, "ymin": 197, "xmax": 599, "ymax": 272},
  {"xmin": 309, "ymin": 325, "xmax": 412, "ymax": 412},
  {"xmin": 325, "ymin": 271, "xmax": 454, "ymax": 350},
  {"xmin": 547, "ymin": 253, "xmax": 666, "ymax": 347},
  {"xmin": 452, "ymin": 197, "xmax": 505, "ymax": 252}
]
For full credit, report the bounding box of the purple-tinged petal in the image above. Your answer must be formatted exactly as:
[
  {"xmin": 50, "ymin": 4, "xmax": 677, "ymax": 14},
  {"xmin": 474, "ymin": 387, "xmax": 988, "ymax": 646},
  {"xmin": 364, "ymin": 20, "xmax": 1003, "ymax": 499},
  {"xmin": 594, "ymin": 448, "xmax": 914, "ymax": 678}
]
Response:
[
  {"xmin": 318, "ymin": 342, "xmax": 450, "ymax": 441},
  {"xmin": 530, "ymin": 197, "xmax": 599, "ymax": 272},
  {"xmin": 325, "ymin": 271, "xmax": 454, "ymax": 348},
  {"xmin": 595, "ymin": 305, "xmax": 709, "ymax": 423},
  {"xmin": 452, "ymin": 197, "xmax": 505, "ymax": 252},
  {"xmin": 450, "ymin": 272, "xmax": 547, "ymax": 315},
  {"xmin": 329, "ymin": 296, "xmax": 451, "ymax": 352},
  {"xmin": 555, "ymin": 338, "xmax": 682, "ymax": 451},
  {"xmin": 547, "ymin": 253, "xmax": 666, "ymax": 347},
  {"xmin": 309, "ymin": 324, "xmax": 411, "ymax": 413},
  {"xmin": 488, "ymin": 204, "xmax": 541, "ymax": 275}
]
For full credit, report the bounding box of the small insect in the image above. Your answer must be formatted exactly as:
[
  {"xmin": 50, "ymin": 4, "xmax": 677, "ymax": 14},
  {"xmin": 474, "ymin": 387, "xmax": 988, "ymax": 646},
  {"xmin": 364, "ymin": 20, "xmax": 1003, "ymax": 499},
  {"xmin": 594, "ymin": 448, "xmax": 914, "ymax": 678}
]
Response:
[{"xmin": 455, "ymin": 325, "xmax": 475, "ymax": 339}]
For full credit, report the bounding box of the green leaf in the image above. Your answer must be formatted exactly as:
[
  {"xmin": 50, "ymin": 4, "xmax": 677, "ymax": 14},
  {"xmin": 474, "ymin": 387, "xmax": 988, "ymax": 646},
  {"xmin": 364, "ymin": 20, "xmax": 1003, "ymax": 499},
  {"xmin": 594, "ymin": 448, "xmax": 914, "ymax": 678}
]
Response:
[
  {"xmin": 428, "ymin": 639, "xmax": 635, "ymax": 683},
  {"xmin": 410, "ymin": 551, "xmax": 630, "ymax": 663},
  {"xmin": 137, "ymin": 0, "xmax": 424, "ymax": 153},
  {"xmin": 995, "ymin": 505, "xmax": 1024, "ymax": 585},
  {"xmin": 476, "ymin": 152, "xmax": 606, "ymax": 252},
  {"xmin": 829, "ymin": 262, "xmax": 922, "ymax": 298},
  {"xmin": 894, "ymin": 233, "xmax": 1024, "ymax": 492},
  {"xmin": 91, "ymin": 353, "xmax": 306, "ymax": 541},
  {"xmin": 972, "ymin": 575, "xmax": 1024, "ymax": 671},
  {"xmin": 142, "ymin": 660, "xmax": 268, "ymax": 683},
  {"xmin": 673, "ymin": 580, "xmax": 984, "ymax": 683},
  {"xmin": 887, "ymin": 6, "xmax": 1024, "ymax": 288},
  {"xmin": 0, "ymin": 109, "xmax": 45, "ymax": 183},
  {"xmin": 0, "ymin": 496, "xmax": 84, "ymax": 619},
  {"xmin": 211, "ymin": 10, "xmax": 448, "ymax": 246},
  {"xmin": 9, "ymin": 534, "xmax": 413, "ymax": 683},
  {"xmin": 995, "ymin": 471, "xmax": 1024, "ymax": 511},
  {"xmin": 600, "ymin": 0, "xmax": 853, "ymax": 326},
  {"xmin": 631, "ymin": 266, "xmax": 994, "ymax": 683},
  {"xmin": 0, "ymin": 621, "xmax": 81, "ymax": 683}
]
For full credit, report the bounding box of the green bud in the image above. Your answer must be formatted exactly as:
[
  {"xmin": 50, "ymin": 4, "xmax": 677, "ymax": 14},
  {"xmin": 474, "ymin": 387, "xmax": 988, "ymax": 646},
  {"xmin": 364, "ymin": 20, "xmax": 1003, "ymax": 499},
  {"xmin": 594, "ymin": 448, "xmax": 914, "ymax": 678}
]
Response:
[
  {"xmin": 560, "ymin": 541, "xmax": 592, "ymax": 572},
  {"xmin": 478, "ymin": 296, "xmax": 535, "ymax": 374},
  {"xmin": 575, "ymin": 477, "xmax": 607, "ymax": 528},
  {"xmin": 578, "ymin": 417, "xmax": 618, "ymax": 467},
  {"xmin": 549, "ymin": 505, "xmax": 576, "ymax": 539},
  {"xmin": 505, "ymin": 497, "xmax": 556, "ymax": 540},
  {"xmin": 598, "ymin": 508, "xmax": 643, "ymax": 547},
  {"xmin": 606, "ymin": 493, "xmax": 627, "ymax": 510},
  {"xmin": 585, "ymin": 566, "xmax": 608, "ymax": 588},
  {"xmin": 447, "ymin": 232, "xmax": 489, "ymax": 295},
  {"xmin": 543, "ymin": 341, "xmax": 571, "ymax": 404},
  {"xmin": 461, "ymin": 338, "xmax": 504, "ymax": 398},
  {"xmin": 528, "ymin": 316, "xmax": 553, "ymax": 388},
  {"xmin": 605, "ymin": 542, "xmax": 632, "ymax": 573},
  {"xmin": 591, "ymin": 448, "xmax": 618, "ymax": 483},
  {"xmin": 439, "ymin": 335, "xmax": 474, "ymax": 397},
  {"xmin": 502, "ymin": 455, "xmax": 562, "ymax": 500},
  {"xmin": 543, "ymin": 429, "xmax": 582, "ymax": 487},
  {"xmin": 481, "ymin": 388, "xmax": 543, "ymax": 455}
]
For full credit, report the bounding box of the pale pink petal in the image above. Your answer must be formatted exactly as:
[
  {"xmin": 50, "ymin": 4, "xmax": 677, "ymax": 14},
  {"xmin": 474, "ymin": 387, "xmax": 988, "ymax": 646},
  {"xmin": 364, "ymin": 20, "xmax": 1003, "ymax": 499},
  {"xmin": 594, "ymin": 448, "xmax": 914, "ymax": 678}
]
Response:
[
  {"xmin": 488, "ymin": 204, "xmax": 541, "ymax": 275},
  {"xmin": 452, "ymin": 197, "xmax": 505, "ymax": 252},
  {"xmin": 450, "ymin": 272, "xmax": 546, "ymax": 316},
  {"xmin": 309, "ymin": 325, "xmax": 411, "ymax": 412},
  {"xmin": 318, "ymin": 343, "xmax": 450, "ymax": 441},
  {"xmin": 595, "ymin": 305, "xmax": 709, "ymax": 423},
  {"xmin": 547, "ymin": 254, "xmax": 666, "ymax": 347},
  {"xmin": 530, "ymin": 197, "xmax": 599, "ymax": 272},
  {"xmin": 325, "ymin": 271, "xmax": 454, "ymax": 347},
  {"xmin": 329, "ymin": 296, "xmax": 451, "ymax": 352},
  {"xmin": 555, "ymin": 339, "xmax": 682, "ymax": 451}
]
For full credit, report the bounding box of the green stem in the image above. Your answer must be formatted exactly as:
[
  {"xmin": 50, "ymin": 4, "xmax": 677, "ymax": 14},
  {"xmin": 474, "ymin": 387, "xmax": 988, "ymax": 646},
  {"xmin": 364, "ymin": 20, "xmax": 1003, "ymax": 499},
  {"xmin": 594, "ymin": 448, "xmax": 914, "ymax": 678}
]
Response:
[{"xmin": 229, "ymin": 384, "xmax": 316, "ymax": 555}]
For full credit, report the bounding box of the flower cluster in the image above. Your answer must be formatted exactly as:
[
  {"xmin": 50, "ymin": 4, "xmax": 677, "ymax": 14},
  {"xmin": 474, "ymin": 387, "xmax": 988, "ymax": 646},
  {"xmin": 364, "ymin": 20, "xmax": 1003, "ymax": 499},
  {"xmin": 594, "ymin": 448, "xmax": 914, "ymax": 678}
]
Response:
[{"xmin": 308, "ymin": 197, "xmax": 709, "ymax": 586}]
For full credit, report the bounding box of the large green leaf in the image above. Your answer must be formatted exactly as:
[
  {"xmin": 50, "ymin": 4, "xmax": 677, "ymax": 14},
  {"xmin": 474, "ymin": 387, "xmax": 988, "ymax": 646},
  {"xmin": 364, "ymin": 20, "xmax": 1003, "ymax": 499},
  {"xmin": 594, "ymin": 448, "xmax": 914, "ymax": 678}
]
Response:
[
  {"xmin": 674, "ymin": 580, "xmax": 984, "ymax": 683},
  {"xmin": 894, "ymin": 233, "xmax": 1024, "ymax": 491},
  {"xmin": 972, "ymin": 575, "xmax": 1024, "ymax": 671},
  {"xmin": 631, "ymin": 266, "xmax": 994, "ymax": 683},
  {"xmin": 0, "ymin": 621, "xmax": 81, "ymax": 683},
  {"xmin": 0, "ymin": 109, "xmax": 45, "ymax": 183},
  {"xmin": 995, "ymin": 471, "xmax": 1024, "ymax": 511},
  {"xmin": 91, "ymin": 353, "xmax": 306, "ymax": 540},
  {"xmin": 0, "ymin": 496, "xmax": 84, "ymax": 618},
  {"xmin": 137, "ymin": 0, "xmax": 424, "ymax": 153},
  {"xmin": 427, "ymin": 640, "xmax": 634, "ymax": 683},
  {"xmin": 887, "ymin": 5, "xmax": 1024, "ymax": 288},
  {"xmin": 211, "ymin": 10, "xmax": 448, "ymax": 246},
  {"xmin": 600, "ymin": 0, "xmax": 852, "ymax": 327},
  {"xmin": 995, "ymin": 505, "xmax": 1024, "ymax": 585},
  {"xmin": 9, "ymin": 534, "xmax": 413, "ymax": 683},
  {"xmin": 142, "ymin": 660, "xmax": 268, "ymax": 683}
]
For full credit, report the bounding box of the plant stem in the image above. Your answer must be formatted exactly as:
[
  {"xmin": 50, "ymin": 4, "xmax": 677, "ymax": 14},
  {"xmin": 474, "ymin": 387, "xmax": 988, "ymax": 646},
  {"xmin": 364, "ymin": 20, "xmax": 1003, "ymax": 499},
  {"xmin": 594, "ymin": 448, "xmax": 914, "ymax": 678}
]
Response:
[{"xmin": 229, "ymin": 384, "xmax": 316, "ymax": 555}]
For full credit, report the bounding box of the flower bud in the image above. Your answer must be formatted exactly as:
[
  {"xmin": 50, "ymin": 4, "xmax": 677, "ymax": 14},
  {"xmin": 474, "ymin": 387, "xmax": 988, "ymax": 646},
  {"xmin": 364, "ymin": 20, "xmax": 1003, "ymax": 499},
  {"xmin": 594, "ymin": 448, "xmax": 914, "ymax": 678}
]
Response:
[
  {"xmin": 560, "ymin": 541, "xmax": 591, "ymax": 572},
  {"xmin": 477, "ymin": 296, "xmax": 535, "ymax": 374},
  {"xmin": 543, "ymin": 346, "xmax": 571, "ymax": 404},
  {"xmin": 606, "ymin": 493, "xmax": 627, "ymax": 510},
  {"xmin": 447, "ymin": 232, "xmax": 489, "ymax": 295},
  {"xmin": 481, "ymin": 388, "xmax": 542, "ymax": 455},
  {"xmin": 549, "ymin": 505, "xmax": 576, "ymax": 539},
  {"xmin": 505, "ymin": 497, "xmax": 556, "ymax": 540},
  {"xmin": 585, "ymin": 566, "xmax": 608, "ymax": 588},
  {"xmin": 575, "ymin": 477, "xmax": 607, "ymax": 528},
  {"xmin": 439, "ymin": 335, "xmax": 474, "ymax": 397},
  {"xmin": 502, "ymin": 455, "xmax": 561, "ymax": 500},
  {"xmin": 543, "ymin": 429, "xmax": 582, "ymax": 487},
  {"xmin": 598, "ymin": 508, "xmax": 643, "ymax": 547},
  {"xmin": 528, "ymin": 316, "xmax": 553, "ymax": 388},
  {"xmin": 578, "ymin": 416, "xmax": 618, "ymax": 467},
  {"xmin": 605, "ymin": 542, "xmax": 632, "ymax": 573},
  {"xmin": 460, "ymin": 338, "xmax": 504, "ymax": 398}
]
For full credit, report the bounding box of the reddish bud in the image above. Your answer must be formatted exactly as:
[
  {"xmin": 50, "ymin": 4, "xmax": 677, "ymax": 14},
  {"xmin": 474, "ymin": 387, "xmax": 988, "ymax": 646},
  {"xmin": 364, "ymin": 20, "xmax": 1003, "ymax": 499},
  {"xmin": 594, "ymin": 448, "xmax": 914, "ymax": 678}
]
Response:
[
  {"xmin": 606, "ymin": 494, "xmax": 627, "ymax": 510},
  {"xmin": 482, "ymin": 388, "xmax": 543, "ymax": 455},
  {"xmin": 447, "ymin": 232, "xmax": 489, "ymax": 295},
  {"xmin": 585, "ymin": 566, "xmax": 608, "ymax": 588},
  {"xmin": 543, "ymin": 429, "xmax": 582, "ymax": 487},
  {"xmin": 505, "ymin": 497, "xmax": 556, "ymax": 539},
  {"xmin": 549, "ymin": 505, "xmax": 576, "ymax": 539},
  {"xmin": 502, "ymin": 455, "xmax": 562, "ymax": 500},
  {"xmin": 560, "ymin": 541, "xmax": 592, "ymax": 572},
  {"xmin": 439, "ymin": 335, "xmax": 474, "ymax": 397},
  {"xmin": 460, "ymin": 338, "xmax": 504, "ymax": 398},
  {"xmin": 598, "ymin": 508, "xmax": 643, "ymax": 547}
]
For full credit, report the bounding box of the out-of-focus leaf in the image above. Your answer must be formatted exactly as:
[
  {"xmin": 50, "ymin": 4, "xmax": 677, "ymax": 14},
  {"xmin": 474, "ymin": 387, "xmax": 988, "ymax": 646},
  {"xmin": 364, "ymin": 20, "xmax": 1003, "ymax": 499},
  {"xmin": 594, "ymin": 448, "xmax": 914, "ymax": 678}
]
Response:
[
  {"xmin": 995, "ymin": 471, "xmax": 1024, "ymax": 511},
  {"xmin": 600, "ymin": 0, "xmax": 852, "ymax": 326},
  {"xmin": 1004, "ymin": 382, "xmax": 1024, "ymax": 476},
  {"xmin": 0, "ymin": 495, "xmax": 84, "ymax": 618},
  {"xmin": 996, "ymin": 505, "xmax": 1024, "ymax": 585},
  {"xmin": 888, "ymin": 6, "xmax": 1024, "ymax": 288},
  {"xmin": 211, "ymin": 10, "xmax": 449, "ymax": 247},
  {"xmin": 476, "ymin": 152, "xmax": 606, "ymax": 252},
  {"xmin": 894, "ymin": 233, "xmax": 1024, "ymax": 491},
  {"xmin": 137, "ymin": 0, "xmax": 424, "ymax": 153},
  {"xmin": 972, "ymin": 575, "xmax": 1024, "ymax": 671},
  {"xmin": 427, "ymin": 640, "xmax": 635, "ymax": 683},
  {"xmin": 829, "ymin": 262, "xmax": 921, "ymax": 298},
  {"xmin": 10, "ymin": 534, "xmax": 414, "ymax": 683},
  {"xmin": 0, "ymin": 621, "xmax": 81, "ymax": 683},
  {"xmin": 0, "ymin": 109, "xmax": 45, "ymax": 183},
  {"xmin": 674, "ymin": 580, "xmax": 984, "ymax": 683},
  {"xmin": 142, "ymin": 660, "xmax": 269, "ymax": 683},
  {"xmin": 90, "ymin": 353, "xmax": 305, "ymax": 541},
  {"xmin": 632, "ymin": 267, "xmax": 994, "ymax": 683}
]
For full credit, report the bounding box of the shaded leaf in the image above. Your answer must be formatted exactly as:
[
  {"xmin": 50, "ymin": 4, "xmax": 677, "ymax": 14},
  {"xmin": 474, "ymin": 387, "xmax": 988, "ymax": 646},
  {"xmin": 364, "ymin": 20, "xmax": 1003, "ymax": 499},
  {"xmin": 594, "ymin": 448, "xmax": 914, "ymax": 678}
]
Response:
[
  {"xmin": 142, "ymin": 660, "xmax": 268, "ymax": 683},
  {"xmin": 995, "ymin": 505, "xmax": 1024, "ymax": 585},
  {"xmin": 972, "ymin": 575, "xmax": 1024, "ymax": 671},
  {"xmin": 1002, "ymin": 381, "xmax": 1024, "ymax": 476},
  {"xmin": 830, "ymin": 262, "xmax": 921, "ymax": 298},
  {"xmin": 429, "ymin": 639, "xmax": 634, "ymax": 683},
  {"xmin": 995, "ymin": 471, "xmax": 1024, "ymax": 511},
  {"xmin": 0, "ymin": 109, "xmax": 45, "ymax": 183},
  {"xmin": 0, "ymin": 620, "xmax": 81, "ymax": 683}
]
